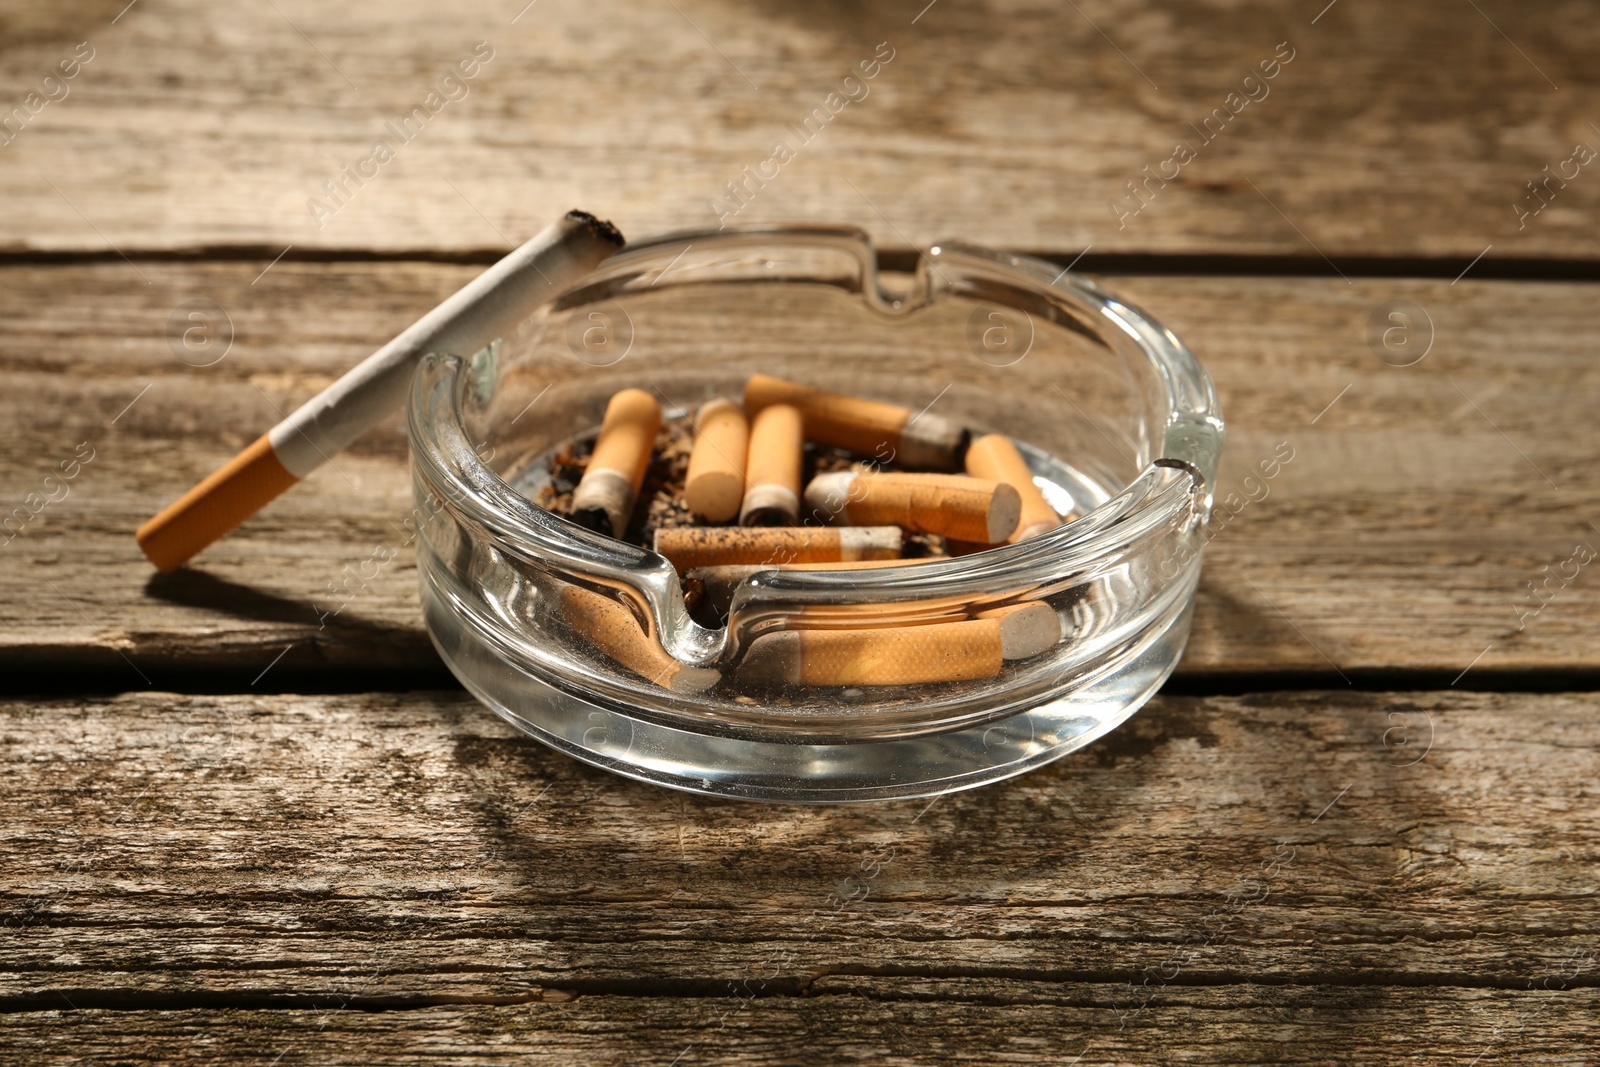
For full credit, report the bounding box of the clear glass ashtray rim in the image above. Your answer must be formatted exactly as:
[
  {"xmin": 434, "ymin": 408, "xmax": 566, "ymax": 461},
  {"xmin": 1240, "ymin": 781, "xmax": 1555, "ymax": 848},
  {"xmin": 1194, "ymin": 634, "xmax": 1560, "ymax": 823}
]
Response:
[{"xmin": 406, "ymin": 224, "xmax": 1223, "ymax": 610}]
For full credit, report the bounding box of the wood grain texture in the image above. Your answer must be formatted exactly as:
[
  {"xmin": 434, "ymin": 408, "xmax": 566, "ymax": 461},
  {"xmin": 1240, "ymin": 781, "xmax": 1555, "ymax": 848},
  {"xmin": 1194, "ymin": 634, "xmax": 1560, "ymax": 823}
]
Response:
[
  {"xmin": 0, "ymin": 0, "xmax": 1596, "ymax": 258},
  {"xmin": 2, "ymin": 690, "xmax": 1596, "ymax": 1009},
  {"xmin": 4, "ymin": 3, "xmax": 1595, "ymax": 1062},
  {"xmin": 2, "ymin": 986, "xmax": 1598, "ymax": 1067},
  {"xmin": 2, "ymin": 262, "xmax": 1597, "ymax": 678}
]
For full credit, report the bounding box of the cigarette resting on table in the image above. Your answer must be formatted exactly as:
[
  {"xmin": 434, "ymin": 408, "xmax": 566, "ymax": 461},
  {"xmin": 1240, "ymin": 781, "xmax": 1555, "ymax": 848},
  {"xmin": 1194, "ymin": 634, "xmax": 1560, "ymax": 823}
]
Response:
[
  {"xmin": 570, "ymin": 388, "xmax": 661, "ymax": 537},
  {"xmin": 136, "ymin": 210, "xmax": 624, "ymax": 572},
  {"xmin": 653, "ymin": 525, "xmax": 902, "ymax": 573},
  {"xmin": 804, "ymin": 471, "xmax": 1021, "ymax": 544},
  {"xmin": 744, "ymin": 373, "xmax": 969, "ymax": 471},
  {"xmin": 559, "ymin": 585, "xmax": 717, "ymax": 694},
  {"xmin": 683, "ymin": 398, "xmax": 748, "ymax": 522},
  {"xmin": 738, "ymin": 604, "xmax": 1060, "ymax": 687}
]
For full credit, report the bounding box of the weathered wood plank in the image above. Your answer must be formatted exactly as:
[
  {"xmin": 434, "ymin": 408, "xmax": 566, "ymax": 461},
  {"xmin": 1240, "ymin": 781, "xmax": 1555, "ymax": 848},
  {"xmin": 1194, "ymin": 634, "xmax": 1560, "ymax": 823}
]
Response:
[
  {"xmin": 3, "ymin": 263, "xmax": 1596, "ymax": 677},
  {"xmin": 2, "ymin": 690, "xmax": 1595, "ymax": 1004},
  {"xmin": 1, "ymin": 985, "xmax": 1597, "ymax": 1066},
  {"xmin": 0, "ymin": 0, "xmax": 1595, "ymax": 258}
]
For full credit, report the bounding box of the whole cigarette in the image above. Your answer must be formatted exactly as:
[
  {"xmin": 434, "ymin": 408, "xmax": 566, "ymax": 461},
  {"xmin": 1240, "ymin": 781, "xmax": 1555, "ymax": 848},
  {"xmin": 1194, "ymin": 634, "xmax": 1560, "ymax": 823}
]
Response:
[
  {"xmin": 744, "ymin": 374, "xmax": 969, "ymax": 471},
  {"xmin": 570, "ymin": 388, "xmax": 662, "ymax": 537},
  {"xmin": 739, "ymin": 403, "xmax": 803, "ymax": 526},
  {"xmin": 683, "ymin": 398, "xmax": 748, "ymax": 522},
  {"xmin": 738, "ymin": 612, "xmax": 1047, "ymax": 688},
  {"xmin": 964, "ymin": 434, "xmax": 1062, "ymax": 541},
  {"xmin": 653, "ymin": 526, "xmax": 902, "ymax": 573},
  {"xmin": 136, "ymin": 211, "xmax": 624, "ymax": 572},
  {"xmin": 804, "ymin": 471, "xmax": 1021, "ymax": 544},
  {"xmin": 559, "ymin": 585, "xmax": 717, "ymax": 694}
]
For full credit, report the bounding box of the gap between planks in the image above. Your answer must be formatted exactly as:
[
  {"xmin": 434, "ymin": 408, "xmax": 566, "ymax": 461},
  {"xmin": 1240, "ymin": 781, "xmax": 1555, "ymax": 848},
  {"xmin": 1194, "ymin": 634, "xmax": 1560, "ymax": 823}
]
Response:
[
  {"xmin": 6, "ymin": 964, "xmax": 1599, "ymax": 1016},
  {"xmin": 3, "ymin": 248, "xmax": 1600, "ymax": 284}
]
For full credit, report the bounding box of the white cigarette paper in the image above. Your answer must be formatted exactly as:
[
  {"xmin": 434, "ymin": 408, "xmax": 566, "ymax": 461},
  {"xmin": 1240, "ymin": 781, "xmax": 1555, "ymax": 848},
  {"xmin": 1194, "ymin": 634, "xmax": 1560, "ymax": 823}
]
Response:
[
  {"xmin": 269, "ymin": 212, "xmax": 624, "ymax": 477},
  {"xmin": 136, "ymin": 210, "xmax": 624, "ymax": 572}
]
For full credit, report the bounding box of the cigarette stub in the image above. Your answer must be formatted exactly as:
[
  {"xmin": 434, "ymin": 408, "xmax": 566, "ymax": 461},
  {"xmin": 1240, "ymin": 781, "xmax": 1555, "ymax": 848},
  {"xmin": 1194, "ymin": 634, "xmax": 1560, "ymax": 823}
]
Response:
[
  {"xmin": 804, "ymin": 471, "xmax": 1021, "ymax": 544},
  {"xmin": 559, "ymin": 584, "xmax": 717, "ymax": 694},
  {"xmin": 739, "ymin": 403, "xmax": 803, "ymax": 526},
  {"xmin": 136, "ymin": 211, "xmax": 624, "ymax": 572},
  {"xmin": 683, "ymin": 398, "xmax": 748, "ymax": 522},
  {"xmin": 653, "ymin": 526, "xmax": 902, "ymax": 573},
  {"xmin": 570, "ymin": 388, "xmax": 661, "ymax": 537},
  {"xmin": 738, "ymin": 610, "xmax": 1051, "ymax": 688},
  {"xmin": 964, "ymin": 433, "xmax": 1063, "ymax": 541},
  {"xmin": 744, "ymin": 373, "xmax": 969, "ymax": 471}
]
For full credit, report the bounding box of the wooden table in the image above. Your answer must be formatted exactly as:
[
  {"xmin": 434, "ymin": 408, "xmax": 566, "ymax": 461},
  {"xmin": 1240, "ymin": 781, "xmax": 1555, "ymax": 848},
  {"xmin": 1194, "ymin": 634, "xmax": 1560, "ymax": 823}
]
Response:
[{"xmin": 3, "ymin": 1, "xmax": 1597, "ymax": 1062}]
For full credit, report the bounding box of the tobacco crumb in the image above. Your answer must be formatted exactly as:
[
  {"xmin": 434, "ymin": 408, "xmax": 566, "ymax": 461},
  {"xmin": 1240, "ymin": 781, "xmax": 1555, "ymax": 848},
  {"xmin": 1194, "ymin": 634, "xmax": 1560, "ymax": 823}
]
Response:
[
  {"xmin": 536, "ymin": 437, "xmax": 592, "ymax": 516},
  {"xmin": 630, "ymin": 418, "xmax": 694, "ymax": 546}
]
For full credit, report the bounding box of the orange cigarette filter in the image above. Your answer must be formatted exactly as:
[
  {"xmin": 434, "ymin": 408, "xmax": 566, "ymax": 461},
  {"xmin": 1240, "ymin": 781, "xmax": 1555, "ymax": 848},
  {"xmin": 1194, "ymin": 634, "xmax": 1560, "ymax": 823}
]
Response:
[
  {"xmin": 559, "ymin": 584, "xmax": 716, "ymax": 693},
  {"xmin": 683, "ymin": 398, "xmax": 748, "ymax": 522},
  {"xmin": 738, "ymin": 604, "xmax": 1060, "ymax": 687},
  {"xmin": 740, "ymin": 615, "xmax": 1023, "ymax": 687},
  {"xmin": 654, "ymin": 525, "xmax": 902, "ymax": 573},
  {"xmin": 744, "ymin": 374, "xmax": 969, "ymax": 471},
  {"xmin": 804, "ymin": 471, "xmax": 1021, "ymax": 544},
  {"xmin": 739, "ymin": 403, "xmax": 803, "ymax": 526},
  {"xmin": 964, "ymin": 433, "xmax": 1064, "ymax": 541},
  {"xmin": 570, "ymin": 388, "xmax": 661, "ymax": 537},
  {"xmin": 134, "ymin": 435, "xmax": 300, "ymax": 574}
]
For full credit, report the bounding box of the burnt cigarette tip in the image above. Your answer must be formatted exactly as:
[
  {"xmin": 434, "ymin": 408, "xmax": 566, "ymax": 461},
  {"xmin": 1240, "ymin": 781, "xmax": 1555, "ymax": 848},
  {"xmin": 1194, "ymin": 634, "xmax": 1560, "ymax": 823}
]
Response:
[
  {"xmin": 899, "ymin": 413, "xmax": 971, "ymax": 471},
  {"xmin": 569, "ymin": 507, "xmax": 615, "ymax": 538},
  {"xmin": 952, "ymin": 428, "xmax": 972, "ymax": 467},
  {"xmin": 738, "ymin": 484, "xmax": 800, "ymax": 527},
  {"xmin": 740, "ymin": 507, "xmax": 793, "ymax": 528},
  {"xmin": 564, "ymin": 209, "xmax": 626, "ymax": 248}
]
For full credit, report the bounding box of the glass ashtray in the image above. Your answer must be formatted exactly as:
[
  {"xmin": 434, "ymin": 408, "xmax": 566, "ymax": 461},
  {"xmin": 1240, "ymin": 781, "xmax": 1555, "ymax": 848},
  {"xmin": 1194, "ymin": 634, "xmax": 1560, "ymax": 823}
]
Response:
[{"xmin": 406, "ymin": 224, "xmax": 1222, "ymax": 802}]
